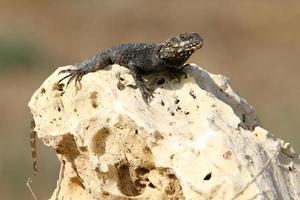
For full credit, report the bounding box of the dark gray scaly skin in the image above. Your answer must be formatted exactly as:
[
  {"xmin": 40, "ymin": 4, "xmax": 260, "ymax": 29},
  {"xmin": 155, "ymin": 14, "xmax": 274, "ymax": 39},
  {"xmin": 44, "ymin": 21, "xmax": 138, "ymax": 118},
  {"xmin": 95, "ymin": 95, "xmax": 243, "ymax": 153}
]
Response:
[{"xmin": 58, "ymin": 32, "xmax": 203, "ymax": 102}]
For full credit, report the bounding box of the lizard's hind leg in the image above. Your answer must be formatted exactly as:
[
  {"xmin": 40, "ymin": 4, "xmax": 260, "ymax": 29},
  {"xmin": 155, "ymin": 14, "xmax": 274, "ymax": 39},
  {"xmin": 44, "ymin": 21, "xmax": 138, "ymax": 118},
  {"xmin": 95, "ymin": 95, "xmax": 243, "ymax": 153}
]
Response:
[
  {"xmin": 58, "ymin": 68, "xmax": 86, "ymax": 88},
  {"xmin": 58, "ymin": 51, "xmax": 112, "ymax": 88}
]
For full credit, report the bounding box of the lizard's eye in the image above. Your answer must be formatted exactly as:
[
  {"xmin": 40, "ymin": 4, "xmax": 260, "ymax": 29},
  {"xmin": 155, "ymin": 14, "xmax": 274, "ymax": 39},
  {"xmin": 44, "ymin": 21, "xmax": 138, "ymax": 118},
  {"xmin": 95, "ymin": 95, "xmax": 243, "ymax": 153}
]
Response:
[{"xmin": 179, "ymin": 34, "xmax": 188, "ymax": 41}]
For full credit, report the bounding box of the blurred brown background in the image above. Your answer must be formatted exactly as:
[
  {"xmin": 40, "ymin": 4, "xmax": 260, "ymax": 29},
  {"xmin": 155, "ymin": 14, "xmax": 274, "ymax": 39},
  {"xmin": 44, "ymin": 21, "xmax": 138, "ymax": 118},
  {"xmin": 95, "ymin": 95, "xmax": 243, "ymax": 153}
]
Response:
[{"xmin": 0, "ymin": 0, "xmax": 299, "ymax": 199}]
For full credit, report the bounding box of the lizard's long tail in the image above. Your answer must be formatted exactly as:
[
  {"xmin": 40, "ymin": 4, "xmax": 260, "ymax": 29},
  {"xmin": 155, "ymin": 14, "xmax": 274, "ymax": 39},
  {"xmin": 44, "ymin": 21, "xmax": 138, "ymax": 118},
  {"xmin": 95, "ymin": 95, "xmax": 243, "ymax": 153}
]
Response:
[{"xmin": 30, "ymin": 120, "xmax": 38, "ymax": 176}]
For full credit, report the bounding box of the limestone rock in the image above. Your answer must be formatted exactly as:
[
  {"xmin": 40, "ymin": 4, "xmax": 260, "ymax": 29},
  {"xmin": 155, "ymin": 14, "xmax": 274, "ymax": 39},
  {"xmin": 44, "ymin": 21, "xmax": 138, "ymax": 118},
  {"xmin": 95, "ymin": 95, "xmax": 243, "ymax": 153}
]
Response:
[{"xmin": 28, "ymin": 64, "xmax": 300, "ymax": 200}]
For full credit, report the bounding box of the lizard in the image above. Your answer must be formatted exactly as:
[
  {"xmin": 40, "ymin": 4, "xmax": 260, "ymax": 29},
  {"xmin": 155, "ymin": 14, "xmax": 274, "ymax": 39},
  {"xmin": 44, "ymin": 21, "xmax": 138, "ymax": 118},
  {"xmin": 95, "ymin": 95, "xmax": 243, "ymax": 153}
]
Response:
[{"xmin": 58, "ymin": 32, "xmax": 203, "ymax": 103}]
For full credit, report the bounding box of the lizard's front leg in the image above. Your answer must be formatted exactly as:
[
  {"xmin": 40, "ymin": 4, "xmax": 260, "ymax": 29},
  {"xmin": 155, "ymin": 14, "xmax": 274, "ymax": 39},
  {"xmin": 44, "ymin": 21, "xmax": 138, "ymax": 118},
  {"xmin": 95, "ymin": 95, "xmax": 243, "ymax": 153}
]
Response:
[
  {"xmin": 128, "ymin": 65, "xmax": 153, "ymax": 103},
  {"xmin": 167, "ymin": 64, "xmax": 190, "ymax": 82},
  {"xmin": 58, "ymin": 67, "xmax": 88, "ymax": 88}
]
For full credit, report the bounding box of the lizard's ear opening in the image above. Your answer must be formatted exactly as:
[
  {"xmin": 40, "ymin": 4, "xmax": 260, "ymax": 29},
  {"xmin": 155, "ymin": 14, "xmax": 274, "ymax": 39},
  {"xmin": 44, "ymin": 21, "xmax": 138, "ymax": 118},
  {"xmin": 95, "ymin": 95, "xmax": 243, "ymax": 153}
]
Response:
[
  {"xmin": 163, "ymin": 36, "xmax": 179, "ymax": 48},
  {"xmin": 170, "ymin": 38, "xmax": 180, "ymax": 47}
]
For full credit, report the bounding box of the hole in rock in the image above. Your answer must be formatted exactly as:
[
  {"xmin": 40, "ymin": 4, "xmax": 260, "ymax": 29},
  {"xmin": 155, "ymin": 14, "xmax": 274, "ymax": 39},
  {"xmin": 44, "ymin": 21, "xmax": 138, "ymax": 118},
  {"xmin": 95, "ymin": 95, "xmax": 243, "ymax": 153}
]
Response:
[
  {"xmin": 56, "ymin": 134, "xmax": 80, "ymax": 161},
  {"xmin": 117, "ymin": 81, "xmax": 125, "ymax": 90},
  {"xmin": 223, "ymin": 150, "xmax": 232, "ymax": 160},
  {"xmin": 149, "ymin": 182, "xmax": 155, "ymax": 188},
  {"xmin": 89, "ymin": 91, "xmax": 98, "ymax": 108},
  {"xmin": 79, "ymin": 146, "xmax": 87, "ymax": 152},
  {"xmin": 40, "ymin": 88, "xmax": 46, "ymax": 94},
  {"xmin": 163, "ymin": 172, "xmax": 183, "ymax": 197},
  {"xmin": 203, "ymin": 172, "xmax": 212, "ymax": 180},
  {"xmin": 102, "ymin": 191, "xmax": 110, "ymax": 196},
  {"xmin": 92, "ymin": 127, "xmax": 109, "ymax": 156},
  {"xmin": 176, "ymin": 106, "xmax": 181, "ymax": 111},
  {"xmin": 52, "ymin": 83, "xmax": 64, "ymax": 91},
  {"xmin": 153, "ymin": 131, "xmax": 164, "ymax": 141},
  {"xmin": 242, "ymin": 114, "xmax": 246, "ymax": 123},
  {"xmin": 143, "ymin": 146, "xmax": 152, "ymax": 154},
  {"xmin": 168, "ymin": 173, "xmax": 177, "ymax": 179},
  {"xmin": 165, "ymin": 185, "xmax": 176, "ymax": 195},
  {"xmin": 135, "ymin": 167, "xmax": 150, "ymax": 176},
  {"xmin": 116, "ymin": 164, "xmax": 145, "ymax": 196},
  {"xmin": 189, "ymin": 90, "xmax": 197, "ymax": 99},
  {"xmin": 70, "ymin": 176, "xmax": 85, "ymax": 189}
]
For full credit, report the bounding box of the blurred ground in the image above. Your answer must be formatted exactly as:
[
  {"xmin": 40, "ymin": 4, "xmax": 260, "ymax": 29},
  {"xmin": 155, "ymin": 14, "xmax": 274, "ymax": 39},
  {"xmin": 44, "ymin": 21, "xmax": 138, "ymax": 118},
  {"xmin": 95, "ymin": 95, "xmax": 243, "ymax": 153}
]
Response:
[{"xmin": 0, "ymin": 0, "xmax": 299, "ymax": 199}]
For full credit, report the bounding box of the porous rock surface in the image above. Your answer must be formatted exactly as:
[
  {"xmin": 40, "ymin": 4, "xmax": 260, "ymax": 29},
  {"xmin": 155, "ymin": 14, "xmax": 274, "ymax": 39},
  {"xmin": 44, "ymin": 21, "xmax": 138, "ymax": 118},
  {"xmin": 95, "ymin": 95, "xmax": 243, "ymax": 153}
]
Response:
[{"xmin": 28, "ymin": 64, "xmax": 300, "ymax": 200}]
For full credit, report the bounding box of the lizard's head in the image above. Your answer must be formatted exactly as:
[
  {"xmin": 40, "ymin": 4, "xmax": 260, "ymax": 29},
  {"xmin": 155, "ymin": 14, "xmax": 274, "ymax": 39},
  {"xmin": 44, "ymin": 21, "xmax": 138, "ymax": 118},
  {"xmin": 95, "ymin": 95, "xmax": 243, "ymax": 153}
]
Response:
[{"xmin": 159, "ymin": 32, "xmax": 203, "ymax": 61}]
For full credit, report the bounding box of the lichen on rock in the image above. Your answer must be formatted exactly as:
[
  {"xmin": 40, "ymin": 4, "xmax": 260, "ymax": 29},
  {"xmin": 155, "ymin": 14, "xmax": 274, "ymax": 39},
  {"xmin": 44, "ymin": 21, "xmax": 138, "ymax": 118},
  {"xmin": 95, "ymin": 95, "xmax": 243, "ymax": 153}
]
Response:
[{"xmin": 28, "ymin": 64, "xmax": 300, "ymax": 200}]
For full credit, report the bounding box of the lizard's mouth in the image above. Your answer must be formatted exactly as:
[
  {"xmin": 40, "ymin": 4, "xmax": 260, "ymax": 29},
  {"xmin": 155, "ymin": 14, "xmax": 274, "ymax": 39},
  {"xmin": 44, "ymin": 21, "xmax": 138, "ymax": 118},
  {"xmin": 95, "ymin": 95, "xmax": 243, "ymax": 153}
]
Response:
[
  {"xmin": 183, "ymin": 43, "xmax": 202, "ymax": 53},
  {"xmin": 176, "ymin": 42, "xmax": 202, "ymax": 54},
  {"xmin": 196, "ymin": 41, "xmax": 203, "ymax": 48},
  {"xmin": 192, "ymin": 40, "xmax": 203, "ymax": 49},
  {"xmin": 182, "ymin": 39, "xmax": 203, "ymax": 52}
]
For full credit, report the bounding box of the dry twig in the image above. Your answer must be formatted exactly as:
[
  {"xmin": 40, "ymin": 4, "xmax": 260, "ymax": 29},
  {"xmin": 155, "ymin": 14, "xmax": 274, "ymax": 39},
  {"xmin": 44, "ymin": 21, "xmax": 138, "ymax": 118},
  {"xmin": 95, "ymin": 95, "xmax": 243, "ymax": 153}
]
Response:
[{"xmin": 26, "ymin": 177, "xmax": 38, "ymax": 200}]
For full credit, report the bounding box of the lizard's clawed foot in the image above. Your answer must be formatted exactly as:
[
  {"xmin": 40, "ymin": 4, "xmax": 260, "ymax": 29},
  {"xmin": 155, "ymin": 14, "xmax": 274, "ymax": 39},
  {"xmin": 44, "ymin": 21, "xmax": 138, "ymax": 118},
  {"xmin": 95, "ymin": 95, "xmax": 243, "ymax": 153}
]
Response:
[
  {"xmin": 140, "ymin": 85, "xmax": 154, "ymax": 104},
  {"xmin": 58, "ymin": 68, "xmax": 87, "ymax": 88},
  {"xmin": 127, "ymin": 83, "xmax": 154, "ymax": 103}
]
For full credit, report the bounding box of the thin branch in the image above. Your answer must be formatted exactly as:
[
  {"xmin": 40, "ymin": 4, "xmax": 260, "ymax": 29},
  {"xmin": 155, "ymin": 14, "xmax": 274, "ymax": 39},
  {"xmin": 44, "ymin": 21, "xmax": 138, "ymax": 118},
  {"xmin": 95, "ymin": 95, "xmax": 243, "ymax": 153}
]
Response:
[{"xmin": 232, "ymin": 158, "xmax": 272, "ymax": 200}]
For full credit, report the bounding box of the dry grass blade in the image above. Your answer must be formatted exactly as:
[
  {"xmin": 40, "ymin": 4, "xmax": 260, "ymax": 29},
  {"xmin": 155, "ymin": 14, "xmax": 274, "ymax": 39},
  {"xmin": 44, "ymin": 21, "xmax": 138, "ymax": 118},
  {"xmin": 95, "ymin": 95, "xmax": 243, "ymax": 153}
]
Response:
[{"xmin": 26, "ymin": 177, "xmax": 38, "ymax": 200}]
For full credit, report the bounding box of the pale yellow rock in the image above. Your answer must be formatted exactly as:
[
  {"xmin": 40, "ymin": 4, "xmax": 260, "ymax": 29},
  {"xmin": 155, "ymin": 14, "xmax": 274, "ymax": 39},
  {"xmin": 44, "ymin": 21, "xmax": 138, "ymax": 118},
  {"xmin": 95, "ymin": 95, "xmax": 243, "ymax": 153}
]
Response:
[{"xmin": 28, "ymin": 64, "xmax": 300, "ymax": 200}]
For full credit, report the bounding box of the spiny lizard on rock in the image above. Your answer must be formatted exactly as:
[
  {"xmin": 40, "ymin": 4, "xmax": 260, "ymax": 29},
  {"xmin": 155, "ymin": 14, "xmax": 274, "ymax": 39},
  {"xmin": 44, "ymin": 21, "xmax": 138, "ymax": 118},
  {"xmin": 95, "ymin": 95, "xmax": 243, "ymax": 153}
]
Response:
[
  {"xmin": 31, "ymin": 33, "xmax": 203, "ymax": 175},
  {"xmin": 58, "ymin": 32, "xmax": 203, "ymax": 102}
]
